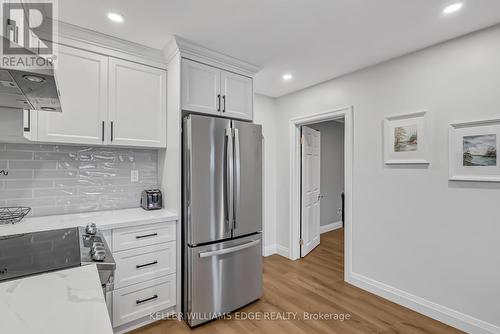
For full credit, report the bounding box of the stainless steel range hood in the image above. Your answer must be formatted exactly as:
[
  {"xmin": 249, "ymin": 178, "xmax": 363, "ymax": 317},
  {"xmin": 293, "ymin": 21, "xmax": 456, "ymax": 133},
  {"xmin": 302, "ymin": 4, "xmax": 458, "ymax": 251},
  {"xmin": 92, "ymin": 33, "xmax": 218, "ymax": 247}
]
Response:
[{"xmin": 0, "ymin": 37, "xmax": 61, "ymax": 112}]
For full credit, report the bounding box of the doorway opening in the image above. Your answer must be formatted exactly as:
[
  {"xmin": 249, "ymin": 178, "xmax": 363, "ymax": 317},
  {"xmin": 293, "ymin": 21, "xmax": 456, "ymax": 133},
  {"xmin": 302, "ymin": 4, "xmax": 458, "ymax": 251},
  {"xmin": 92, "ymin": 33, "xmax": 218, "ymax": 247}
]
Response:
[
  {"xmin": 300, "ymin": 119, "xmax": 345, "ymax": 257},
  {"xmin": 288, "ymin": 106, "xmax": 353, "ymax": 281}
]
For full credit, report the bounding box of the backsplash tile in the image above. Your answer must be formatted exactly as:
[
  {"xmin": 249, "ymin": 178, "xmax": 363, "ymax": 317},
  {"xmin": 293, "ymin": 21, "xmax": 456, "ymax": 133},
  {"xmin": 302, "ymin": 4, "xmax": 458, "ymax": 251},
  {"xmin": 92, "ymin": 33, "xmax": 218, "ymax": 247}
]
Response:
[{"xmin": 0, "ymin": 143, "xmax": 159, "ymax": 217}]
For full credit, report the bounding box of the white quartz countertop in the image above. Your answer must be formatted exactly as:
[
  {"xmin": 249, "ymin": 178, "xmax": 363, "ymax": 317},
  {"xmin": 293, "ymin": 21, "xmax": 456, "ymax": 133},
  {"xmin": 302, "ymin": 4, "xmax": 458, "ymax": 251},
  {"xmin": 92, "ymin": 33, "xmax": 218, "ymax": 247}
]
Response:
[
  {"xmin": 0, "ymin": 264, "xmax": 113, "ymax": 334},
  {"xmin": 0, "ymin": 208, "xmax": 178, "ymax": 236}
]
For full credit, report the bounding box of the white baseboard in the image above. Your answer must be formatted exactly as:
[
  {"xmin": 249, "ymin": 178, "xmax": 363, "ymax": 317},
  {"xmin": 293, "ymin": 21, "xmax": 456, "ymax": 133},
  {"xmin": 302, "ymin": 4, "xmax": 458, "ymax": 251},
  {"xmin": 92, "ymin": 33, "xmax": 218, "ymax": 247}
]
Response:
[
  {"xmin": 263, "ymin": 244, "xmax": 277, "ymax": 257},
  {"xmin": 347, "ymin": 272, "xmax": 500, "ymax": 334},
  {"xmin": 263, "ymin": 244, "xmax": 289, "ymax": 258},
  {"xmin": 320, "ymin": 221, "xmax": 342, "ymax": 234}
]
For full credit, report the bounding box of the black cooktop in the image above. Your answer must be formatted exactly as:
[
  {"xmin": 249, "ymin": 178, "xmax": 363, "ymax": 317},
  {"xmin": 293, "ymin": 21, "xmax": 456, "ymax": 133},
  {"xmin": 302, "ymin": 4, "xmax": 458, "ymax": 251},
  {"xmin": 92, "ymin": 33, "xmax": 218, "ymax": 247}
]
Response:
[{"xmin": 0, "ymin": 227, "xmax": 81, "ymax": 282}]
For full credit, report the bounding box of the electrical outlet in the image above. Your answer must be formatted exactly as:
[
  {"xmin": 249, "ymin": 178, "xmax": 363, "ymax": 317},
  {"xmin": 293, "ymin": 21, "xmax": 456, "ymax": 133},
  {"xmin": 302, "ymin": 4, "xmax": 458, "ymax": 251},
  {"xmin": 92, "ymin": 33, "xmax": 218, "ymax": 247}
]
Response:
[
  {"xmin": 337, "ymin": 208, "xmax": 342, "ymax": 215},
  {"xmin": 131, "ymin": 170, "xmax": 139, "ymax": 182}
]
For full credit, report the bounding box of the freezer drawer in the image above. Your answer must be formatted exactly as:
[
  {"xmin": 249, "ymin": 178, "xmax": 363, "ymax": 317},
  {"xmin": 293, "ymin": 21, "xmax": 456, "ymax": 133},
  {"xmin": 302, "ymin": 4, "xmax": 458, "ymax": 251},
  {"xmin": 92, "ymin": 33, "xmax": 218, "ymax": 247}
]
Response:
[{"xmin": 185, "ymin": 233, "xmax": 262, "ymax": 327}]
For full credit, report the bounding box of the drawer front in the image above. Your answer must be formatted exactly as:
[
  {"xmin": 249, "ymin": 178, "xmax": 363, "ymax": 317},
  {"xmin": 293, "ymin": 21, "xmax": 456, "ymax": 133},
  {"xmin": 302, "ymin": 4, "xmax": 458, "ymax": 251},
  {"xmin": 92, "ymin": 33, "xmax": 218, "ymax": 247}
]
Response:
[
  {"xmin": 112, "ymin": 274, "xmax": 176, "ymax": 327},
  {"xmin": 113, "ymin": 222, "xmax": 175, "ymax": 252},
  {"xmin": 114, "ymin": 241, "xmax": 176, "ymax": 289}
]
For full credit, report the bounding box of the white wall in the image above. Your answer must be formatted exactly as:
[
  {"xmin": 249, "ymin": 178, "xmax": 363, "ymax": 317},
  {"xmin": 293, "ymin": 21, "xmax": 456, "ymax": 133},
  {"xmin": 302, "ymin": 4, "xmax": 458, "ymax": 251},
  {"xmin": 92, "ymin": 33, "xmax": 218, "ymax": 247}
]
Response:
[
  {"xmin": 254, "ymin": 94, "xmax": 278, "ymax": 255},
  {"xmin": 309, "ymin": 121, "xmax": 344, "ymax": 227},
  {"xmin": 267, "ymin": 25, "xmax": 500, "ymax": 332}
]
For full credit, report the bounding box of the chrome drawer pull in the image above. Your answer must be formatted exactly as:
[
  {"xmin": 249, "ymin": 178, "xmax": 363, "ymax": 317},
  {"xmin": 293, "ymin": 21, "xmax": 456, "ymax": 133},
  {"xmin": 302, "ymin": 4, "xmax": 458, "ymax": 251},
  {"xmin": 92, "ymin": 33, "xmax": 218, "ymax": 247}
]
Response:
[
  {"xmin": 135, "ymin": 233, "xmax": 158, "ymax": 239},
  {"xmin": 136, "ymin": 294, "xmax": 158, "ymax": 305},
  {"xmin": 136, "ymin": 260, "xmax": 158, "ymax": 269}
]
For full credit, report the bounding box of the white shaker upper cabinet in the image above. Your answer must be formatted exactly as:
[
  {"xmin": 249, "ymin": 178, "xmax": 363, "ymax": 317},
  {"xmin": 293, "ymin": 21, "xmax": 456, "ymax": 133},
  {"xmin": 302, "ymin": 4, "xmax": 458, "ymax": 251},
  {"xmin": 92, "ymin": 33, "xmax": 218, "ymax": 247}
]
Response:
[
  {"xmin": 37, "ymin": 45, "xmax": 108, "ymax": 145},
  {"xmin": 181, "ymin": 59, "xmax": 221, "ymax": 115},
  {"xmin": 221, "ymin": 70, "xmax": 253, "ymax": 120},
  {"xmin": 108, "ymin": 58, "xmax": 167, "ymax": 148}
]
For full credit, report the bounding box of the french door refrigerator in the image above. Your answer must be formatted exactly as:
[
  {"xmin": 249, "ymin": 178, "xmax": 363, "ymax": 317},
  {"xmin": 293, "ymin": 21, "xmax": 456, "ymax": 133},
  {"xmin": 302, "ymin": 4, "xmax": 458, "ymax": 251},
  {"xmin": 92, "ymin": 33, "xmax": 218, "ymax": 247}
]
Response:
[{"xmin": 182, "ymin": 114, "xmax": 263, "ymax": 327}]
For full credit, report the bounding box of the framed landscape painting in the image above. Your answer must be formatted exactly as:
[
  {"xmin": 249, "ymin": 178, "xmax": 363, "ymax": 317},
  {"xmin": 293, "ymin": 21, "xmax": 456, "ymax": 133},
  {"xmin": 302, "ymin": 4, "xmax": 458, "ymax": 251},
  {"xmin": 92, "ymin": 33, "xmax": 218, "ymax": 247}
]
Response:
[
  {"xmin": 384, "ymin": 111, "xmax": 430, "ymax": 164},
  {"xmin": 449, "ymin": 119, "xmax": 500, "ymax": 182}
]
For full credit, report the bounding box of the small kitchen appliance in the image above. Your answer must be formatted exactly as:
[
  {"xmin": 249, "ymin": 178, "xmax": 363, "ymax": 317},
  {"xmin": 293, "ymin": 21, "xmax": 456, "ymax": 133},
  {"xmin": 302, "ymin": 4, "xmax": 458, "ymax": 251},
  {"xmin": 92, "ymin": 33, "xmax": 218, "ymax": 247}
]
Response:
[{"xmin": 141, "ymin": 189, "xmax": 163, "ymax": 210}]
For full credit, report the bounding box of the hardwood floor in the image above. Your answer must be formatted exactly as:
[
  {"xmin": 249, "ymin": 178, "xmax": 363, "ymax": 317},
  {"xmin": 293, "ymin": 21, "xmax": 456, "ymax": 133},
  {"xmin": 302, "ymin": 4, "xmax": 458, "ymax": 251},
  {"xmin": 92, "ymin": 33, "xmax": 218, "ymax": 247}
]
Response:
[{"xmin": 131, "ymin": 229, "xmax": 462, "ymax": 334}]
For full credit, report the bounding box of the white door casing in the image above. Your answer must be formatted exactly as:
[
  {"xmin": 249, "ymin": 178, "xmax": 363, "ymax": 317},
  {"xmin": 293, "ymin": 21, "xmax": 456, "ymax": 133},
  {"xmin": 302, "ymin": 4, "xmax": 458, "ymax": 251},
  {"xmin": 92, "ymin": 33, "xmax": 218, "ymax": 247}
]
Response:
[{"xmin": 301, "ymin": 126, "xmax": 321, "ymax": 257}]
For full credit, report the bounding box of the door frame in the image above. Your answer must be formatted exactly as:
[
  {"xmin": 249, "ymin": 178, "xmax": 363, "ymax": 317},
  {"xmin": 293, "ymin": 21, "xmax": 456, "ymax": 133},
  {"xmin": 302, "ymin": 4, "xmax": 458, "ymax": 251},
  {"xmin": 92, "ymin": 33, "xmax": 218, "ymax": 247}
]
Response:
[{"xmin": 289, "ymin": 106, "xmax": 353, "ymax": 281}]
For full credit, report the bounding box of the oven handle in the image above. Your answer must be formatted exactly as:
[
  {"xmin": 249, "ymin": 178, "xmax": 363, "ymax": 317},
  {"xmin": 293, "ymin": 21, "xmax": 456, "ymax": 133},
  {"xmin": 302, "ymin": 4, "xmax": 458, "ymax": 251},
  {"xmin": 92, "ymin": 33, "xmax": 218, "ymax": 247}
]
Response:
[{"xmin": 199, "ymin": 239, "xmax": 260, "ymax": 258}]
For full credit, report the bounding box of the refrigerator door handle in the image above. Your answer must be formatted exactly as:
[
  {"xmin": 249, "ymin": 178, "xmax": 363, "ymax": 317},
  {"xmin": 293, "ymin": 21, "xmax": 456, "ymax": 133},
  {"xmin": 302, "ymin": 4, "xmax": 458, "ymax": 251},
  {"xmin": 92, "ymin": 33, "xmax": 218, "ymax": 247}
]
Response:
[
  {"xmin": 225, "ymin": 127, "xmax": 234, "ymax": 233},
  {"xmin": 198, "ymin": 239, "xmax": 260, "ymax": 258},
  {"xmin": 233, "ymin": 128, "xmax": 241, "ymax": 230}
]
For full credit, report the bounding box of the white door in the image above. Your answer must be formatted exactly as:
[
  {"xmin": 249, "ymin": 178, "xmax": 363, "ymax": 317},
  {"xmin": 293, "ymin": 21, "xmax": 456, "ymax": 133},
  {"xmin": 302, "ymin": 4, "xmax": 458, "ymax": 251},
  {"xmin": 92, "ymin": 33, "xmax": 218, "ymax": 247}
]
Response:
[
  {"xmin": 220, "ymin": 70, "xmax": 253, "ymax": 120},
  {"xmin": 301, "ymin": 126, "xmax": 321, "ymax": 257},
  {"xmin": 108, "ymin": 58, "xmax": 167, "ymax": 148},
  {"xmin": 37, "ymin": 45, "xmax": 108, "ymax": 145},
  {"xmin": 181, "ymin": 59, "xmax": 221, "ymax": 115}
]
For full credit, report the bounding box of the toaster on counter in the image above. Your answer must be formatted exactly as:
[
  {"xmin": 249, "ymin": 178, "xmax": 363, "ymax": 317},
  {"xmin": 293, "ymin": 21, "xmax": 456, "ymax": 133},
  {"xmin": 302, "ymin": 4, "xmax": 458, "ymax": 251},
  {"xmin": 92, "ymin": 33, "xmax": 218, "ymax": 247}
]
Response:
[{"xmin": 141, "ymin": 189, "xmax": 163, "ymax": 210}]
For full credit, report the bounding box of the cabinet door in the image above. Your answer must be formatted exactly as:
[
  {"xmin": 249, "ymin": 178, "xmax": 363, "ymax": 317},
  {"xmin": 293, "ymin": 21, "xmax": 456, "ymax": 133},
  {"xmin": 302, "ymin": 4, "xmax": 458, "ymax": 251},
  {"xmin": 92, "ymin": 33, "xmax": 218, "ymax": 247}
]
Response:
[
  {"xmin": 181, "ymin": 59, "xmax": 221, "ymax": 115},
  {"xmin": 108, "ymin": 58, "xmax": 166, "ymax": 148},
  {"xmin": 221, "ymin": 71, "xmax": 253, "ymax": 120},
  {"xmin": 37, "ymin": 45, "xmax": 108, "ymax": 145}
]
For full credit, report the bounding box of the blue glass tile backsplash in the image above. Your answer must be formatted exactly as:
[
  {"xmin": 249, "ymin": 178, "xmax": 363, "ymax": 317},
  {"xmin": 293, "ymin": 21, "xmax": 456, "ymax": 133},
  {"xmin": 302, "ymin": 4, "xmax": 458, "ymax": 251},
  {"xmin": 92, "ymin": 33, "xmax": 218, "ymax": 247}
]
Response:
[{"xmin": 0, "ymin": 143, "xmax": 159, "ymax": 217}]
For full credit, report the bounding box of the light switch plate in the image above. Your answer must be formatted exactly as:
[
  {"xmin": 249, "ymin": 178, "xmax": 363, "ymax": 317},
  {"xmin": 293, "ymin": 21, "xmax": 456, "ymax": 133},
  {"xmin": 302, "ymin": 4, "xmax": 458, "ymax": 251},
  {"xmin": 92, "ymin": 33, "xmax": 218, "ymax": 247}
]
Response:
[{"xmin": 131, "ymin": 170, "xmax": 139, "ymax": 182}]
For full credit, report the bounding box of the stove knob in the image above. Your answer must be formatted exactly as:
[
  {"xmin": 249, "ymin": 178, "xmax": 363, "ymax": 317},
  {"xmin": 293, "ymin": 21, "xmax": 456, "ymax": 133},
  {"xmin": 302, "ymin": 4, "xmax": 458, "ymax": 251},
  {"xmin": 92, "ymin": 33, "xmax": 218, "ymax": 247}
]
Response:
[
  {"xmin": 92, "ymin": 250, "xmax": 106, "ymax": 262},
  {"xmin": 86, "ymin": 222, "xmax": 98, "ymax": 235}
]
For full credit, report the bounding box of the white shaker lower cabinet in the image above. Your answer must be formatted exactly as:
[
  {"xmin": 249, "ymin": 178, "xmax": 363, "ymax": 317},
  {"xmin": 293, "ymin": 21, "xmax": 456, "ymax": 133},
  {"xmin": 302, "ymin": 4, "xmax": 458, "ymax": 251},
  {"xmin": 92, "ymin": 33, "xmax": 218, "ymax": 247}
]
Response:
[
  {"xmin": 112, "ymin": 274, "xmax": 176, "ymax": 328},
  {"xmin": 108, "ymin": 221, "xmax": 177, "ymax": 332},
  {"xmin": 108, "ymin": 58, "xmax": 167, "ymax": 148},
  {"xmin": 36, "ymin": 45, "xmax": 108, "ymax": 145},
  {"xmin": 113, "ymin": 242, "xmax": 176, "ymax": 289}
]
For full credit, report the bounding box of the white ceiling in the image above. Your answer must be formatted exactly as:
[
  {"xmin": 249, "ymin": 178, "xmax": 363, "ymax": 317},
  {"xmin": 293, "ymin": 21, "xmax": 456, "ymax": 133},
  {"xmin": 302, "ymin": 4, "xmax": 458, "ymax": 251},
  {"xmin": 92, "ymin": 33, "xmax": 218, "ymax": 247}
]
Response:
[{"xmin": 57, "ymin": 0, "xmax": 500, "ymax": 97}]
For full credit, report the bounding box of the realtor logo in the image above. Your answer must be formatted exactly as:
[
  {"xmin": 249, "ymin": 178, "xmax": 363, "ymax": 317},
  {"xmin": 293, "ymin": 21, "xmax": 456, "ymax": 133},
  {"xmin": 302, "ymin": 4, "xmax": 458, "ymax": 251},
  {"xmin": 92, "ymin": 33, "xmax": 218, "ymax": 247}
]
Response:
[{"xmin": 0, "ymin": 0, "xmax": 58, "ymax": 69}]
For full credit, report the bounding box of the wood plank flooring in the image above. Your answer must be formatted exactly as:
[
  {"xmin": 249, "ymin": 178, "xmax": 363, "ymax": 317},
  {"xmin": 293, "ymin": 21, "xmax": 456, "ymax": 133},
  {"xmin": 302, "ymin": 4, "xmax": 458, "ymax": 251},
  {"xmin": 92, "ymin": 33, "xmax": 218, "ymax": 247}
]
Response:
[{"xmin": 131, "ymin": 229, "xmax": 462, "ymax": 334}]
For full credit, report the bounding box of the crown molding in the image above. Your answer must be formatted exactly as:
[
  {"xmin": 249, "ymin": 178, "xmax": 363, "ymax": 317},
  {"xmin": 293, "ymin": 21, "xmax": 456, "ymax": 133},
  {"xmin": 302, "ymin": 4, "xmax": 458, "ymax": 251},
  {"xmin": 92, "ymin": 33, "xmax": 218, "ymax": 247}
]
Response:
[
  {"xmin": 36, "ymin": 20, "xmax": 167, "ymax": 69},
  {"xmin": 164, "ymin": 35, "xmax": 261, "ymax": 77}
]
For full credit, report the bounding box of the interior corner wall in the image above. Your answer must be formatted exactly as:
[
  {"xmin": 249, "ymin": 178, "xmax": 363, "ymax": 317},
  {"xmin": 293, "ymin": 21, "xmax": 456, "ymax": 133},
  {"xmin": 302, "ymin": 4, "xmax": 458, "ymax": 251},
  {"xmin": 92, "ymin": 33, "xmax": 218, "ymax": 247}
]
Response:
[
  {"xmin": 272, "ymin": 24, "xmax": 500, "ymax": 331},
  {"xmin": 309, "ymin": 121, "xmax": 345, "ymax": 227},
  {"xmin": 254, "ymin": 94, "xmax": 278, "ymax": 251}
]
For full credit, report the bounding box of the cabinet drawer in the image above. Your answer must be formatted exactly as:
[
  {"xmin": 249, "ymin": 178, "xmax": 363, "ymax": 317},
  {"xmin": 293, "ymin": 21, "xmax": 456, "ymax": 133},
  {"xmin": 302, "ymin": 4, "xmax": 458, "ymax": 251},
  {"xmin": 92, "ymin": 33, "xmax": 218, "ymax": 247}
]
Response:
[
  {"xmin": 112, "ymin": 274, "xmax": 176, "ymax": 327},
  {"xmin": 113, "ymin": 222, "xmax": 175, "ymax": 252},
  {"xmin": 114, "ymin": 241, "xmax": 176, "ymax": 289}
]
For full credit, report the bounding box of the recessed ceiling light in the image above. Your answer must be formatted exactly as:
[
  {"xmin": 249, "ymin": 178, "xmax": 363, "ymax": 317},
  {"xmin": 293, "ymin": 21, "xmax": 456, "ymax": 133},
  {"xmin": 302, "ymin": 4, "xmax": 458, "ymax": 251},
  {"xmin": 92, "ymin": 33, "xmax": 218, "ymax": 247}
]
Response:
[
  {"xmin": 282, "ymin": 73, "xmax": 293, "ymax": 81},
  {"xmin": 443, "ymin": 3, "xmax": 463, "ymax": 15},
  {"xmin": 107, "ymin": 12, "xmax": 124, "ymax": 23}
]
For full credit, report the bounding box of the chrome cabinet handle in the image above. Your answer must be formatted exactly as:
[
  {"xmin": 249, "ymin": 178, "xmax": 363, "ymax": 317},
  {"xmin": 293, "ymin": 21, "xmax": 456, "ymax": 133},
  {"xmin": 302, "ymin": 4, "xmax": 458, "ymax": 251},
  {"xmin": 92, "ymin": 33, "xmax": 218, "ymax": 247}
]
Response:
[
  {"xmin": 233, "ymin": 128, "xmax": 240, "ymax": 229},
  {"xmin": 199, "ymin": 239, "xmax": 260, "ymax": 258},
  {"xmin": 110, "ymin": 121, "xmax": 114, "ymax": 142},
  {"xmin": 135, "ymin": 233, "xmax": 158, "ymax": 239},
  {"xmin": 222, "ymin": 95, "xmax": 226, "ymax": 112},
  {"xmin": 217, "ymin": 94, "xmax": 221, "ymax": 112},
  {"xmin": 136, "ymin": 294, "xmax": 158, "ymax": 305},
  {"xmin": 136, "ymin": 260, "xmax": 158, "ymax": 269},
  {"xmin": 225, "ymin": 128, "xmax": 234, "ymax": 233}
]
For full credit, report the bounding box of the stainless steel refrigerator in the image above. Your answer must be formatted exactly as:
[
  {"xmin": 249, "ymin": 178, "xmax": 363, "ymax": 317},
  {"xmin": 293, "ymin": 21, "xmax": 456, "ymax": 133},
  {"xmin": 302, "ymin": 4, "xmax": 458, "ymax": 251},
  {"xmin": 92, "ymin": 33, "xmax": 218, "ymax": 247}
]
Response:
[{"xmin": 182, "ymin": 114, "xmax": 263, "ymax": 327}]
